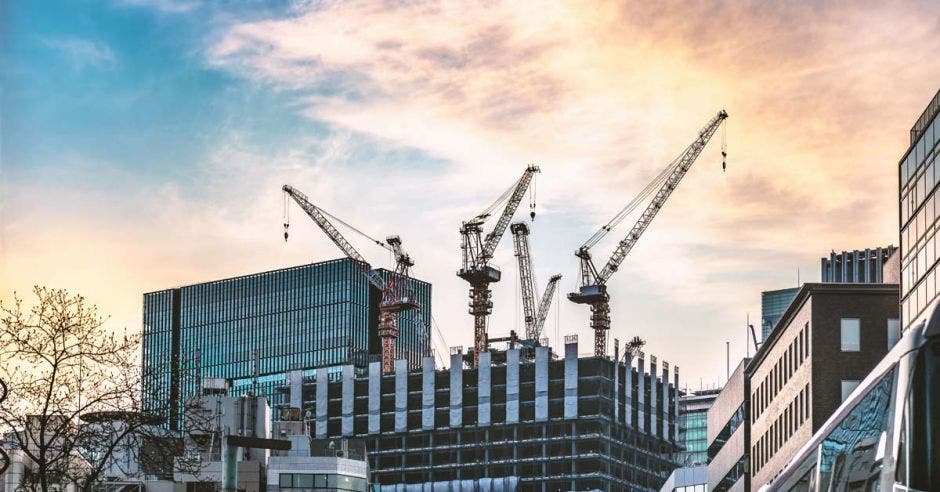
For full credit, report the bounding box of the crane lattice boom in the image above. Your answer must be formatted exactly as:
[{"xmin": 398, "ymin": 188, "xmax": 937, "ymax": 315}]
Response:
[
  {"xmin": 595, "ymin": 110, "xmax": 728, "ymax": 284},
  {"xmin": 282, "ymin": 184, "xmax": 418, "ymax": 373},
  {"xmin": 511, "ymin": 222, "xmax": 561, "ymax": 342},
  {"xmin": 569, "ymin": 110, "xmax": 729, "ymax": 357},
  {"xmin": 458, "ymin": 165, "xmax": 540, "ymax": 367}
]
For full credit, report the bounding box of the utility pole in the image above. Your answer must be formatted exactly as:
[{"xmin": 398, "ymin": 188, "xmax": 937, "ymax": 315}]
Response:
[{"xmin": 726, "ymin": 341, "xmax": 730, "ymax": 383}]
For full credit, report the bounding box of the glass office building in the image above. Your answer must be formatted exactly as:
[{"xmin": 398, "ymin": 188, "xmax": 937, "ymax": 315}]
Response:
[
  {"xmin": 900, "ymin": 89, "xmax": 940, "ymax": 331},
  {"xmin": 760, "ymin": 287, "xmax": 799, "ymax": 341},
  {"xmin": 677, "ymin": 388, "xmax": 720, "ymax": 466},
  {"xmin": 142, "ymin": 258, "xmax": 432, "ymax": 429}
]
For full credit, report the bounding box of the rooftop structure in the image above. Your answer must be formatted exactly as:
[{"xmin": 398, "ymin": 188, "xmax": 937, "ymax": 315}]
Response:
[{"xmin": 820, "ymin": 246, "xmax": 896, "ymax": 284}]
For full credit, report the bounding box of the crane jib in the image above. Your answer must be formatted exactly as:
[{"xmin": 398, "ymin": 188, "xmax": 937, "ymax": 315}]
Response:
[{"xmin": 594, "ymin": 110, "xmax": 727, "ymax": 284}]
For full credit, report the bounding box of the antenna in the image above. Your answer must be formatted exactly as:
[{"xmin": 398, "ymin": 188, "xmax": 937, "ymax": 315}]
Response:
[{"xmin": 746, "ymin": 313, "xmax": 750, "ymax": 358}]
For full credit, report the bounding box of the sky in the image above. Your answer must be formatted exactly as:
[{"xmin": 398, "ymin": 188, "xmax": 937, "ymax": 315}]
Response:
[{"xmin": 2, "ymin": 0, "xmax": 939, "ymax": 388}]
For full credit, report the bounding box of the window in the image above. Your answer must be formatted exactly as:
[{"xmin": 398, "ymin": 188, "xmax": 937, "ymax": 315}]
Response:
[
  {"xmin": 840, "ymin": 318, "xmax": 861, "ymax": 352},
  {"xmin": 887, "ymin": 318, "xmax": 901, "ymax": 349},
  {"xmin": 841, "ymin": 380, "xmax": 860, "ymax": 402}
]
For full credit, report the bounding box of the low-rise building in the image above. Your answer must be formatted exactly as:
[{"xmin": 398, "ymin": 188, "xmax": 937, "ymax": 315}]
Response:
[
  {"xmin": 676, "ymin": 389, "xmax": 720, "ymax": 466},
  {"xmin": 706, "ymin": 358, "xmax": 750, "ymax": 492},
  {"xmin": 748, "ymin": 282, "xmax": 899, "ymax": 488}
]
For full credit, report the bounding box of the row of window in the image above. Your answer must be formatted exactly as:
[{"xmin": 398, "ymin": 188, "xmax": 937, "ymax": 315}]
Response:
[
  {"xmin": 752, "ymin": 324, "xmax": 809, "ymax": 422},
  {"xmin": 177, "ymin": 262, "xmax": 366, "ymax": 327},
  {"xmin": 752, "ymin": 383, "xmax": 809, "ymax": 475},
  {"xmin": 278, "ymin": 473, "xmax": 367, "ymax": 491},
  {"xmin": 899, "ymin": 109, "xmax": 939, "ymax": 194},
  {"xmin": 901, "ymin": 182, "xmax": 940, "ymax": 297},
  {"xmin": 902, "ymin": 250, "xmax": 940, "ymax": 330},
  {"xmin": 901, "ymin": 146, "xmax": 939, "ymax": 242},
  {"xmin": 900, "ymin": 113, "xmax": 940, "ymax": 331}
]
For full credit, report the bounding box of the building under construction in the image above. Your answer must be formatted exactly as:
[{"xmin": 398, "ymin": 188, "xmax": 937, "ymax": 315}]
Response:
[{"xmin": 275, "ymin": 338, "xmax": 680, "ymax": 490}]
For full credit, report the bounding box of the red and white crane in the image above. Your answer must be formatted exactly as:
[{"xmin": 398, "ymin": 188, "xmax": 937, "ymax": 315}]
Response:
[{"xmin": 283, "ymin": 184, "xmax": 418, "ymax": 374}]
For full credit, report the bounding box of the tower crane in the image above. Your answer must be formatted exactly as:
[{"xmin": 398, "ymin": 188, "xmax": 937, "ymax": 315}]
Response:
[
  {"xmin": 458, "ymin": 165, "xmax": 540, "ymax": 367},
  {"xmin": 568, "ymin": 110, "xmax": 729, "ymax": 357},
  {"xmin": 282, "ymin": 184, "xmax": 417, "ymax": 374},
  {"xmin": 510, "ymin": 222, "xmax": 562, "ymax": 343}
]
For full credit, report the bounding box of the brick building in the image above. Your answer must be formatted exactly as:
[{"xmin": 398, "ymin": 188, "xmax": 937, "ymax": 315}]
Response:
[{"xmin": 747, "ymin": 283, "xmax": 899, "ymax": 488}]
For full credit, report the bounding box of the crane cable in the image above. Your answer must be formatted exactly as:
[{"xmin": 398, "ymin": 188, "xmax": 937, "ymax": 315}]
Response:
[
  {"xmin": 581, "ymin": 156, "xmax": 682, "ymax": 249},
  {"xmin": 471, "ymin": 171, "xmax": 531, "ymax": 223},
  {"xmin": 284, "ymin": 190, "xmax": 394, "ymax": 253}
]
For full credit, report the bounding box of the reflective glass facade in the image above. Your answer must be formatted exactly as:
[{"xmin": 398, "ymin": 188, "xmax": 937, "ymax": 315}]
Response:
[
  {"xmin": 678, "ymin": 389, "xmax": 719, "ymax": 466},
  {"xmin": 761, "ymin": 287, "xmax": 799, "ymax": 341},
  {"xmin": 142, "ymin": 259, "xmax": 431, "ymax": 429},
  {"xmin": 901, "ymin": 89, "xmax": 940, "ymax": 331}
]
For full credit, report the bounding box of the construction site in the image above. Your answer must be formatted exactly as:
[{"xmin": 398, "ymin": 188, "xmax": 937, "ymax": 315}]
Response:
[{"xmin": 137, "ymin": 110, "xmax": 731, "ymax": 491}]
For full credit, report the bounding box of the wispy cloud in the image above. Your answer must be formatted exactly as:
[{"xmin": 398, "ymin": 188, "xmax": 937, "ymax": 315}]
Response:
[
  {"xmin": 114, "ymin": 0, "xmax": 199, "ymax": 14},
  {"xmin": 5, "ymin": 0, "xmax": 939, "ymax": 383},
  {"xmin": 199, "ymin": 0, "xmax": 939, "ymax": 372},
  {"xmin": 41, "ymin": 36, "xmax": 117, "ymax": 71}
]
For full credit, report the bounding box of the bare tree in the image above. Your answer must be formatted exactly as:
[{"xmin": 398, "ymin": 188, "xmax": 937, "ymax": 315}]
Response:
[{"xmin": 0, "ymin": 287, "xmax": 146, "ymax": 492}]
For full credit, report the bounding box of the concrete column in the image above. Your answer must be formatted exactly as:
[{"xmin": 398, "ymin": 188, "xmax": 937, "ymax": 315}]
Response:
[
  {"xmin": 368, "ymin": 361, "xmax": 380, "ymax": 434},
  {"xmin": 864, "ymin": 248, "xmax": 872, "ymax": 282},
  {"xmin": 394, "ymin": 358, "xmax": 408, "ymax": 433},
  {"xmin": 422, "ymin": 356, "xmax": 435, "ymax": 430},
  {"xmin": 853, "ymin": 250, "xmax": 861, "ymax": 283},
  {"xmin": 341, "ymin": 365, "xmax": 354, "ymax": 436},
  {"xmin": 821, "ymin": 257, "xmax": 828, "ymax": 282},
  {"xmin": 673, "ymin": 365, "xmax": 680, "ymax": 441},
  {"xmin": 564, "ymin": 341, "xmax": 578, "ymax": 419},
  {"xmin": 315, "ymin": 367, "xmax": 328, "ymax": 439},
  {"xmin": 661, "ymin": 361, "xmax": 670, "ymax": 441},
  {"xmin": 650, "ymin": 355, "xmax": 658, "ymax": 436},
  {"xmin": 842, "ymin": 251, "xmax": 848, "ymax": 282},
  {"xmin": 830, "ymin": 251, "xmax": 838, "ymax": 281},
  {"xmin": 289, "ymin": 370, "xmax": 303, "ymax": 409},
  {"xmin": 449, "ymin": 352, "xmax": 463, "ymax": 428},
  {"xmin": 613, "ymin": 340, "xmax": 620, "ymax": 424},
  {"xmin": 624, "ymin": 353, "xmax": 633, "ymax": 428},
  {"xmin": 506, "ymin": 349, "xmax": 520, "ymax": 424},
  {"xmin": 535, "ymin": 346, "xmax": 549, "ymax": 421},
  {"xmin": 637, "ymin": 352, "xmax": 646, "ymax": 433},
  {"xmin": 478, "ymin": 351, "xmax": 492, "ymax": 426},
  {"xmin": 875, "ymin": 248, "xmax": 884, "ymax": 284}
]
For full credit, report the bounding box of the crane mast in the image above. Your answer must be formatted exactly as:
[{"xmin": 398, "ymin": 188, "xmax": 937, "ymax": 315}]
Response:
[
  {"xmin": 569, "ymin": 110, "xmax": 729, "ymax": 357},
  {"xmin": 511, "ymin": 222, "xmax": 561, "ymax": 342},
  {"xmin": 459, "ymin": 165, "xmax": 540, "ymax": 367},
  {"xmin": 283, "ymin": 184, "xmax": 418, "ymax": 373}
]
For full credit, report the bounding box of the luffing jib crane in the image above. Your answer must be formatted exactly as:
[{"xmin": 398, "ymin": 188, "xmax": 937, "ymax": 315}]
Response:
[
  {"xmin": 510, "ymin": 222, "xmax": 561, "ymax": 343},
  {"xmin": 569, "ymin": 110, "xmax": 729, "ymax": 357},
  {"xmin": 458, "ymin": 165, "xmax": 540, "ymax": 367},
  {"xmin": 282, "ymin": 184, "xmax": 417, "ymax": 374}
]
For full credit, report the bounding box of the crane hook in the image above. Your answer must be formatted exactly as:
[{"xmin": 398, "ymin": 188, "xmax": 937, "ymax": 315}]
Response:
[
  {"xmin": 721, "ymin": 119, "xmax": 728, "ymax": 172},
  {"xmin": 283, "ymin": 223, "xmax": 290, "ymax": 242}
]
